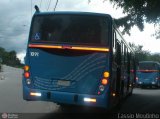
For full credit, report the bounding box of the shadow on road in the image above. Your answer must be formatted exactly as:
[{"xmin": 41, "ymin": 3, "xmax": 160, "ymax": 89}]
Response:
[
  {"xmin": 119, "ymin": 88, "xmax": 160, "ymax": 113},
  {"xmin": 24, "ymin": 88, "xmax": 160, "ymax": 119},
  {"xmin": 40, "ymin": 105, "xmax": 121, "ymax": 119}
]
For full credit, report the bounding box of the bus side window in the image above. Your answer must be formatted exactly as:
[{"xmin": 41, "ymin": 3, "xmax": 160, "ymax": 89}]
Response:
[
  {"xmin": 115, "ymin": 39, "xmax": 121, "ymax": 65},
  {"xmin": 124, "ymin": 46, "xmax": 126, "ymax": 65},
  {"xmin": 127, "ymin": 50, "xmax": 131, "ymax": 74},
  {"xmin": 121, "ymin": 43, "xmax": 124, "ymax": 64},
  {"xmin": 113, "ymin": 32, "xmax": 116, "ymax": 48}
]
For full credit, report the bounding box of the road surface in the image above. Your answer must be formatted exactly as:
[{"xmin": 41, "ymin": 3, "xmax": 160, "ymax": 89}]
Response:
[
  {"xmin": 119, "ymin": 88, "xmax": 160, "ymax": 113},
  {"xmin": 0, "ymin": 65, "xmax": 59, "ymax": 119},
  {"xmin": 0, "ymin": 65, "xmax": 160, "ymax": 119}
]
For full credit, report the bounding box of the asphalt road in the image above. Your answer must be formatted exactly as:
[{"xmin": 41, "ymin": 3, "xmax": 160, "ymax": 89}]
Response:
[
  {"xmin": 0, "ymin": 65, "xmax": 160, "ymax": 119},
  {"xmin": 0, "ymin": 65, "xmax": 59, "ymax": 119},
  {"xmin": 119, "ymin": 88, "xmax": 160, "ymax": 113}
]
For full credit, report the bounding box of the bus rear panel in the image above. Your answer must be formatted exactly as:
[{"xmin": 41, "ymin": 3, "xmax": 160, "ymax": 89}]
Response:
[
  {"xmin": 136, "ymin": 61, "xmax": 160, "ymax": 88},
  {"xmin": 23, "ymin": 12, "xmax": 112, "ymax": 108}
]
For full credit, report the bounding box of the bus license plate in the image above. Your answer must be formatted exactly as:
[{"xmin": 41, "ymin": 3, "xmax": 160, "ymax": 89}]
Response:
[{"xmin": 57, "ymin": 80, "xmax": 70, "ymax": 86}]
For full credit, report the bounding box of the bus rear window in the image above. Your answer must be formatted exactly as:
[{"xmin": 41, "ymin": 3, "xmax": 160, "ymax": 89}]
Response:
[
  {"xmin": 30, "ymin": 14, "xmax": 109, "ymax": 46},
  {"xmin": 139, "ymin": 62, "xmax": 158, "ymax": 70}
]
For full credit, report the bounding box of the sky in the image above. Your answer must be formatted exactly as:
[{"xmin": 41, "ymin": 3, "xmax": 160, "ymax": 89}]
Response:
[{"xmin": 0, "ymin": 0, "xmax": 160, "ymax": 63}]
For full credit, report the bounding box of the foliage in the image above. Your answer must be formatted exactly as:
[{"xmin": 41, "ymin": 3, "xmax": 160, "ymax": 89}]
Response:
[
  {"xmin": 109, "ymin": 0, "xmax": 160, "ymax": 38},
  {"xmin": 0, "ymin": 47, "xmax": 23, "ymax": 68},
  {"xmin": 147, "ymin": 53, "xmax": 160, "ymax": 62},
  {"xmin": 130, "ymin": 43, "xmax": 160, "ymax": 62}
]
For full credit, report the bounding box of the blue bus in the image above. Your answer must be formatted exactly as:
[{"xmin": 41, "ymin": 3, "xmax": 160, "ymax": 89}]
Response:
[
  {"xmin": 23, "ymin": 7, "xmax": 136, "ymax": 109},
  {"xmin": 136, "ymin": 61, "xmax": 160, "ymax": 88}
]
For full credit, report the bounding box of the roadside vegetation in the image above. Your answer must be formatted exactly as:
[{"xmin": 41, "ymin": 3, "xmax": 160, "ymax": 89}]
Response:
[
  {"xmin": 0, "ymin": 47, "xmax": 23, "ymax": 70},
  {"xmin": 130, "ymin": 43, "xmax": 160, "ymax": 62}
]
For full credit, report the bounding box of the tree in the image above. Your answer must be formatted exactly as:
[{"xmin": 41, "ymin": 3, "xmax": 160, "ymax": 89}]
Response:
[
  {"xmin": 0, "ymin": 47, "xmax": 22, "ymax": 67},
  {"xmin": 129, "ymin": 43, "xmax": 160, "ymax": 63},
  {"xmin": 109, "ymin": 0, "xmax": 160, "ymax": 38},
  {"xmin": 148, "ymin": 53, "xmax": 160, "ymax": 62},
  {"xmin": 130, "ymin": 43, "xmax": 150, "ymax": 61}
]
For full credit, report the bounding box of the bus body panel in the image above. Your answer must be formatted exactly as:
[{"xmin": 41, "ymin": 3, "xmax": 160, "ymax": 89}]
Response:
[
  {"xmin": 137, "ymin": 72, "xmax": 159, "ymax": 87},
  {"xmin": 23, "ymin": 11, "xmax": 135, "ymax": 109},
  {"xmin": 25, "ymin": 48, "xmax": 109, "ymax": 94},
  {"xmin": 23, "ymin": 47, "xmax": 111, "ymax": 108},
  {"xmin": 23, "ymin": 84, "xmax": 109, "ymax": 108},
  {"xmin": 136, "ymin": 61, "xmax": 160, "ymax": 87}
]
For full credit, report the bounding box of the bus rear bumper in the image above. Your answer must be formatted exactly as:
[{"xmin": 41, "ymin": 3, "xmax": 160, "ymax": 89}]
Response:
[
  {"xmin": 137, "ymin": 81, "xmax": 158, "ymax": 87},
  {"xmin": 23, "ymin": 87, "xmax": 108, "ymax": 109}
]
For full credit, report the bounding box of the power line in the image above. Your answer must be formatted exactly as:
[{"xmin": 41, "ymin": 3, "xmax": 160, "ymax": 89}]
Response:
[
  {"xmin": 47, "ymin": 0, "xmax": 52, "ymax": 11},
  {"xmin": 53, "ymin": 0, "xmax": 59, "ymax": 11},
  {"xmin": 31, "ymin": 0, "xmax": 32, "ymax": 17},
  {"xmin": 45, "ymin": 0, "xmax": 50, "ymax": 11},
  {"xmin": 40, "ymin": 0, "xmax": 42, "ymax": 9}
]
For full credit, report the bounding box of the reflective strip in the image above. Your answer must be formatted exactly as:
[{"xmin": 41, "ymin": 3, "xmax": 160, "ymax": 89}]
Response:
[
  {"xmin": 29, "ymin": 44, "xmax": 109, "ymax": 52},
  {"xmin": 71, "ymin": 46, "xmax": 109, "ymax": 52},
  {"xmin": 29, "ymin": 44, "xmax": 62, "ymax": 49},
  {"xmin": 84, "ymin": 98, "xmax": 96, "ymax": 102},
  {"xmin": 30, "ymin": 92, "xmax": 41, "ymax": 96},
  {"xmin": 137, "ymin": 70, "xmax": 159, "ymax": 72}
]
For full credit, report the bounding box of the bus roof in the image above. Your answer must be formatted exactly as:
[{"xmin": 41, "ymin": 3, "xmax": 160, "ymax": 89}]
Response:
[
  {"xmin": 33, "ymin": 11, "xmax": 112, "ymax": 18},
  {"xmin": 139, "ymin": 61, "xmax": 160, "ymax": 65}
]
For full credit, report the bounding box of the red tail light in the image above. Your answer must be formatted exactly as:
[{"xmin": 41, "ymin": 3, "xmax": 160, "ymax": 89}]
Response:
[
  {"xmin": 24, "ymin": 72, "xmax": 30, "ymax": 78},
  {"xmin": 101, "ymin": 78, "xmax": 108, "ymax": 85},
  {"xmin": 136, "ymin": 77, "xmax": 138, "ymax": 80},
  {"xmin": 137, "ymin": 70, "xmax": 159, "ymax": 72}
]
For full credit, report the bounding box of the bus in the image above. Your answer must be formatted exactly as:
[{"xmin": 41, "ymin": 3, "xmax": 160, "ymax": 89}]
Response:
[
  {"xmin": 136, "ymin": 61, "xmax": 160, "ymax": 88},
  {"xmin": 23, "ymin": 7, "xmax": 136, "ymax": 109}
]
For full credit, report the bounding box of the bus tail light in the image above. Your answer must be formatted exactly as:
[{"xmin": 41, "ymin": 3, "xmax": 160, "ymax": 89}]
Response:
[
  {"xmin": 101, "ymin": 78, "xmax": 108, "ymax": 85},
  {"xmin": 136, "ymin": 77, "xmax": 138, "ymax": 80},
  {"xmin": 97, "ymin": 71, "xmax": 109, "ymax": 94},
  {"xmin": 23, "ymin": 65, "xmax": 32, "ymax": 85},
  {"xmin": 98, "ymin": 79, "xmax": 108, "ymax": 92},
  {"xmin": 24, "ymin": 65, "xmax": 30, "ymax": 71},
  {"xmin": 103, "ymin": 72, "xmax": 109, "ymax": 78},
  {"xmin": 24, "ymin": 72, "xmax": 30, "ymax": 78}
]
